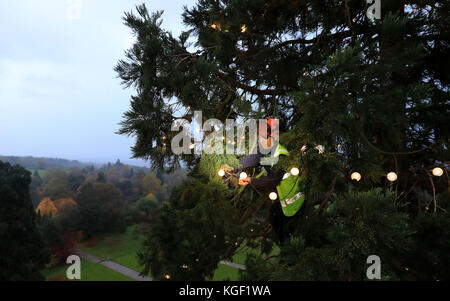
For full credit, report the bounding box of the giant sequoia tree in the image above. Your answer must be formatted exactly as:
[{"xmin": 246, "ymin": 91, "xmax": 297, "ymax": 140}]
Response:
[
  {"xmin": 116, "ymin": 1, "xmax": 449, "ymax": 280},
  {"xmin": 0, "ymin": 161, "xmax": 49, "ymax": 280}
]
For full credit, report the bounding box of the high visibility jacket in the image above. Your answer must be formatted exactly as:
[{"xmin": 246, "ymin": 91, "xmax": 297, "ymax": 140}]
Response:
[{"xmin": 272, "ymin": 144, "xmax": 305, "ymax": 217}]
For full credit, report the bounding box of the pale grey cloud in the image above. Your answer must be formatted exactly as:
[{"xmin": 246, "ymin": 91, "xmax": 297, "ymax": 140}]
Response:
[{"xmin": 0, "ymin": 0, "xmax": 197, "ymax": 167}]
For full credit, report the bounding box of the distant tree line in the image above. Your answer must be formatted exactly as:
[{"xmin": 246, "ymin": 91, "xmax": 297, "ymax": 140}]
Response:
[
  {"xmin": 0, "ymin": 159, "xmax": 186, "ymax": 279},
  {"xmin": 0, "ymin": 156, "xmax": 90, "ymax": 170}
]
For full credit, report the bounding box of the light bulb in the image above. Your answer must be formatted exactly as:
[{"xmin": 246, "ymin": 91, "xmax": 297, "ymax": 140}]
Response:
[
  {"xmin": 269, "ymin": 192, "xmax": 278, "ymax": 200},
  {"xmin": 387, "ymin": 172, "xmax": 398, "ymax": 182},
  {"xmin": 351, "ymin": 172, "xmax": 361, "ymax": 182},
  {"xmin": 218, "ymin": 169, "xmax": 225, "ymax": 177},
  {"xmin": 315, "ymin": 145, "xmax": 325, "ymax": 154},
  {"xmin": 432, "ymin": 167, "xmax": 444, "ymax": 177},
  {"xmin": 164, "ymin": 274, "xmax": 170, "ymax": 279},
  {"xmin": 290, "ymin": 167, "xmax": 300, "ymax": 176},
  {"xmin": 240, "ymin": 172, "xmax": 248, "ymax": 179}
]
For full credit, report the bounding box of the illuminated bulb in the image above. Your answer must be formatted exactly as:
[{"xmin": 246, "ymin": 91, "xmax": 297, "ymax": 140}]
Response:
[
  {"xmin": 240, "ymin": 172, "xmax": 248, "ymax": 179},
  {"xmin": 241, "ymin": 24, "xmax": 247, "ymax": 33},
  {"xmin": 387, "ymin": 172, "xmax": 398, "ymax": 182},
  {"xmin": 187, "ymin": 106, "xmax": 191, "ymax": 110},
  {"xmin": 432, "ymin": 167, "xmax": 443, "ymax": 177},
  {"xmin": 351, "ymin": 172, "xmax": 361, "ymax": 182},
  {"xmin": 162, "ymin": 136, "xmax": 166, "ymax": 140},
  {"xmin": 269, "ymin": 192, "xmax": 278, "ymax": 200},
  {"xmin": 210, "ymin": 24, "xmax": 217, "ymax": 29},
  {"xmin": 164, "ymin": 274, "xmax": 170, "ymax": 279},
  {"xmin": 315, "ymin": 145, "xmax": 325, "ymax": 154},
  {"xmin": 290, "ymin": 167, "xmax": 300, "ymax": 176},
  {"xmin": 218, "ymin": 169, "xmax": 225, "ymax": 177}
]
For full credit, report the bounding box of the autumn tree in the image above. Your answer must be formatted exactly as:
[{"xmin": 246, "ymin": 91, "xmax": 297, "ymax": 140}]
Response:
[{"xmin": 36, "ymin": 197, "xmax": 58, "ymax": 217}]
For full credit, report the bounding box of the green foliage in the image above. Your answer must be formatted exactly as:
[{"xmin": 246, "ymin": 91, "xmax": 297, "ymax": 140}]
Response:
[
  {"xmin": 242, "ymin": 189, "xmax": 414, "ymax": 280},
  {"xmin": 0, "ymin": 161, "xmax": 50, "ymax": 280},
  {"xmin": 136, "ymin": 193, "xmax": 159, "ymax": 218},
  {"xmin": 75, "ymin": 183, "xmax": 126, "ymax": 237},
  {"xmin": 41, "ymin": 169, "xmax": 70, "ymax": 200},
  {"xmin": 198, "ymin": 153, "xmax": 241, "ymax": 181},
  {"xmin": 402, "ymin": 192, "xmax": 450, "ymax": 280},
  {"xmin": 141, "ymin": 173, "xmax": 168, "ymax": 201},
  {"xmin": 137, "ymin": 159, "xmax": 252, "ymax": 280}
]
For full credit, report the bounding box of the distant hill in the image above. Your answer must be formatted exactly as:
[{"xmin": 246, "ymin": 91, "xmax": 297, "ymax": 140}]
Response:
[{"xmin": 0, "ymin": 155, "xmax": 90, "ymax": 170}]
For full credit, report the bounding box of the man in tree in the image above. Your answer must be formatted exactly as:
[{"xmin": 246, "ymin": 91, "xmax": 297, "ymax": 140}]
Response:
[
  {"xmin": 0, "ymin": 161, "xmax": 50, "ymax": 280},
  {"xmin": 236, "ymin": 118, "xmax": 306, "ymax": 243}
]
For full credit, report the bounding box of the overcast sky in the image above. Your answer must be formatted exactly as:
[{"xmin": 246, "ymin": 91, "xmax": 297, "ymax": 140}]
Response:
[{"xmin": 0, "ymin": 0, "xmax": 197, "ymax": 166}]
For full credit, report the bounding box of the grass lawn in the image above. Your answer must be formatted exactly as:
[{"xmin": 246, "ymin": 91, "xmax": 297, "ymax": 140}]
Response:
[
  {"xmin": 77, "ymin": 225, "xmax": 143, "ymax": 272},
  {"xmin": 76, "ymin": 224, "xmax": 281, "ymax": 281},
  {"xmin": 28, "ymin": 169, "xmax": 46, "ymax": 178},
  {"xmin": 42, "ymin": 258, "xmax": 134, "ymax": 281},
  {"xmin": 212, "ymin": 264, "xmax": 240, "ymax": 281}
]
